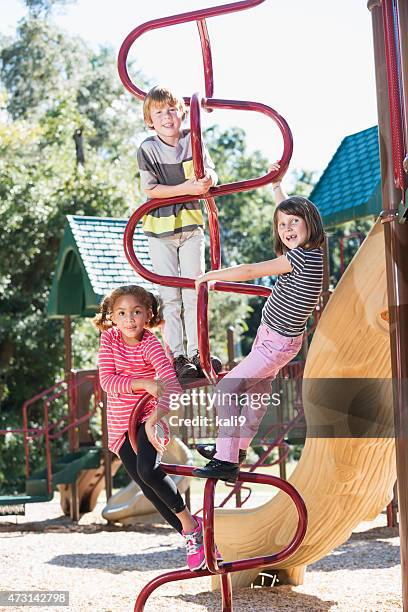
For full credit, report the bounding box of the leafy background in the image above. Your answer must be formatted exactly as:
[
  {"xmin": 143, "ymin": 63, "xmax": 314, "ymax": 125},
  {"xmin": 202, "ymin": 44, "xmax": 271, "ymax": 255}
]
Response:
[{"xmin": 0, "ymin": 0, "xmax": 372, "ymax": 492}]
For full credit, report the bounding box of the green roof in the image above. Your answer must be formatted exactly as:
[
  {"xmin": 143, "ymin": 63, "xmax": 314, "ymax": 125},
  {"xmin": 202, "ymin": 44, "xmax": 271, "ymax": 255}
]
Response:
[
  {"xmin": 47, "ymin": 216, "xmax": 154, "ymax": 318},
  {"xmin": 310, "ymin": 126, "xmax": 382, "ymax": 227}
]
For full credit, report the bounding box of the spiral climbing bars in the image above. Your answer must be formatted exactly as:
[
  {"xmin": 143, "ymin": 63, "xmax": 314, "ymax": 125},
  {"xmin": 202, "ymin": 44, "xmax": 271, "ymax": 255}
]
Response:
[
  {"xmin": 118, "ymin": 1, "xmax": 307, "ymax": 609},
  {"xmin": 127, "ymin": 396, "xmax": 307, "ymax": 612},
  {"xmin": 119, "ymin": 0, "xmax": 292, "ymax": 383}
]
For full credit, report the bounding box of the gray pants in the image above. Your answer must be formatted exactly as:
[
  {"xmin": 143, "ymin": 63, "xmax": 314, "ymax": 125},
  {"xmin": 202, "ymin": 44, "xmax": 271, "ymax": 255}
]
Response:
[{"xmin": 148, "ymin": 228, "xmax": 205, "ymax": 358}]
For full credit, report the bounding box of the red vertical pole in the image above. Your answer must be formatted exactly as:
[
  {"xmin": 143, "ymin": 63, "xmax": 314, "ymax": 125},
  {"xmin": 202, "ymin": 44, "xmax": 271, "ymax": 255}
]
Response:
[{"xmin": 220, "ymin": 573, "xmax": 233, "ymax": 611}]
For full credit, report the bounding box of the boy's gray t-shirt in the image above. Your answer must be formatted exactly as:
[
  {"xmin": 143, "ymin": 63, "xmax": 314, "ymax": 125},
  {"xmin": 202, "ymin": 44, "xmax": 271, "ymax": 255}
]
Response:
[{"xmin": 137, "ymin": 129, "xmax": 216, "ymax": 238}]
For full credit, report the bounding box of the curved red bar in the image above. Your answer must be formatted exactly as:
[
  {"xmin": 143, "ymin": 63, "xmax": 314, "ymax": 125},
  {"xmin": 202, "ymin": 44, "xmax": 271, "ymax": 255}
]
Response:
[
  {"xmin": 128, "ymin": 400, "xmax": 307, "ymax": 577},
  {"xmin": 123, "ymin": 201, "xmax": 271, "ymax": 298},
  {"xmin": 118, "ymin": 0, "xmax": 266, "ymax": 102},
  {"xmin": 133, "ymin": 462, "xmax": 308, "ymax": 610}
]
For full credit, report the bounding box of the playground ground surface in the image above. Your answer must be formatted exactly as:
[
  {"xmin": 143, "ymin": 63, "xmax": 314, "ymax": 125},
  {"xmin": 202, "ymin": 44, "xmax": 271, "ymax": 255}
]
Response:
[{"xmin": 0, "ymin": 475, "xmax": 402, "ymax": 612}]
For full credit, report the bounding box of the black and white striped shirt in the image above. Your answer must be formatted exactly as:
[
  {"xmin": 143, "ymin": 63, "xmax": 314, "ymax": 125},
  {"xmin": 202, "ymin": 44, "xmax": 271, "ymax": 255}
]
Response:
[{"xmin": 261, "ymin": 247, "xmax": 323, "ymax": 337}]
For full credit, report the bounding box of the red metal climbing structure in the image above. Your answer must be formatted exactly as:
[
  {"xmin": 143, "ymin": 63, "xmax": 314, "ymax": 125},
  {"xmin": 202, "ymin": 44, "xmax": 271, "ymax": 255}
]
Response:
[{"xmin": 117, "ymin": 1, "xmax": 307, "ymax": 609}]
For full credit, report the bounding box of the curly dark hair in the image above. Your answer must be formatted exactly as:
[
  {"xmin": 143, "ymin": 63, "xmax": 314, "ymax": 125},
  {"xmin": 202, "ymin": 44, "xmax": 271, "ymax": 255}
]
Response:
[
  {"xmin": 92, "ymin": 285, "xmax": 163, "ymax": 332},
  {"xmin": 273, "ymin": 196, "xmax": 325, "ymax": 256}
]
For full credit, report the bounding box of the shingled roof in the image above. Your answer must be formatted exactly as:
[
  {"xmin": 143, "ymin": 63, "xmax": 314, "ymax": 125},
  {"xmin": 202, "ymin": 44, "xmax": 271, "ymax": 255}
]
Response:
[
  {"xmin": 48, "ymin": 216, "xmax": 154, "ymax": 318},
  {"xmin": 310, "ymin": 126, "xmax": 382, "ymax": 227}
]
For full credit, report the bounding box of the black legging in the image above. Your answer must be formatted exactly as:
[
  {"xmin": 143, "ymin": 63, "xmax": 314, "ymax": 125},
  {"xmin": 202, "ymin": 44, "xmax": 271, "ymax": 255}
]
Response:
[{"xmin": 118, "ymin": 423, "xmax": 185, "ymax": 534}]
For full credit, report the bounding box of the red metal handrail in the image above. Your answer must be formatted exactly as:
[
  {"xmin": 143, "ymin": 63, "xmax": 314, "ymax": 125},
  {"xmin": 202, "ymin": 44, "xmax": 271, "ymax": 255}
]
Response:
[
  {"xmin": 0, "ymin": 373, "xmax": 100, "ymax": 499},
  {"xmin": 22, "ymin": 379, "xmax": 67, "ymax": 478},
  {"xmin": 20, "ymin": 373, "xmax": 98, "ymax": 487},
  {"xmin": 124, "ymin": 201, "xmax": 272, "ymax": 297}
]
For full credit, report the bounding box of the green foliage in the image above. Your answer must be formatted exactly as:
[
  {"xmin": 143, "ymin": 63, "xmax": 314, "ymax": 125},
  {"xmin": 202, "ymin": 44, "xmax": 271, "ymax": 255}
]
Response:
[
  {"xmin": 204, "ymin": 126, "xmax": 318, "ymax": 354},
  {"xmin": 327, "ymin": 218, "xmax": 374, "ymax": 286},
  {"xmin": 207, "ymin": 292, "xmax": 251, "ymax": 363},
  {"xmin": 22, "ymin": 0, "xmax": 75, "ymax": 19},
  {"xmin": 288, "ymin": 444, "xmax": 303, "ymax": 461},
  {"xmin": 0, "ymin": 12, "xmax": 146, "ymax": 492},
  {"xmin": 0, "ymin": 6, "xmax": 319, "ymax": 495},
  {"xmin": 205, "ymin": 125, "xmax": 276, "ymax": 267},
  {"xmin": 1, "ymin": 19, "xmax": 86, "ymax": 120}
]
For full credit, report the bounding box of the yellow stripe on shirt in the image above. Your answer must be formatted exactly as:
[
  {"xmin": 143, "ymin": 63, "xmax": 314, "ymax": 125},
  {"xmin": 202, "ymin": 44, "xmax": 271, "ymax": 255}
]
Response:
[{"xmin": 142, "ymin": 208, "xmax": 204, "ymax": 237}]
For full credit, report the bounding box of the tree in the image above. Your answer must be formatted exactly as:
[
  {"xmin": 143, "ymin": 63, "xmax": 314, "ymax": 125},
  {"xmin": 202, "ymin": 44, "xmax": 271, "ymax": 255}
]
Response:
[
  {"xmin": 0, "ymin": 9, "xmax": 146, "ymax": 490},
  {"xmin": 0, "ymin": 5, "xmax": 317, "ymax": 491},
  {"xmin": 204, "ymin": 126, "xmax": 317, "ymax": 354},
  {"xmin": 327, "ymin": 218, "xmax": 374, "ymax": 286},
  {"xmin": 22, "ymin": 0, "xmax": 75, "ymax": 19}
]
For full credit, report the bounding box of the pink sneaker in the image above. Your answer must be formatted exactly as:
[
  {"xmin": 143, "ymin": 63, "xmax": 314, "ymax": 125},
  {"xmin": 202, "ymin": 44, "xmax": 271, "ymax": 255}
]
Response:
[
  {"xmin": 183, "ymin": 516, "xmax": 223, "ymax": 571},
  {"xmin": 183, "ymin": 515, "xmax": 205, "ymax": 571}
]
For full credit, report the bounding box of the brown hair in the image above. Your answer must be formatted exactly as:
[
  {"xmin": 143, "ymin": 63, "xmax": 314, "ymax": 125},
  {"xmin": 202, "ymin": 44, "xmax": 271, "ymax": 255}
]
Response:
[
  {"xmin": 273, "ymin": 196, "xmax": 325, "ymax": 256},
  {"xmin": 92, "ymin": 285, "xmax": 163, "ymax": 332},
  {"xmin": 143, "ymin": 85, "xmax": 187, "ymax": 128}
]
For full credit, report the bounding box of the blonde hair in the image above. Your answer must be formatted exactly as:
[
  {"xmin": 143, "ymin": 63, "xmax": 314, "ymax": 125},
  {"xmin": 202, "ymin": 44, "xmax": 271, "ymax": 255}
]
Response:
[
  {"xmin": 92, "ymin": 285, "xmax": 163, "ymax": 331},
  {"xmin": 143, "ymin": 85, "xmax": 187, "ymax": 128}
]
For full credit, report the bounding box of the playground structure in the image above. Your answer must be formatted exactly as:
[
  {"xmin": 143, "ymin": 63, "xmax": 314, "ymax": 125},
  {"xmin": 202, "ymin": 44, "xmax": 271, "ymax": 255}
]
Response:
[
  {"xmin": 0, "ymin": 369, "xmax": 122, "ymax": 520},
  {"xmin": 211, "ymin": 217, "xmax": 396, "ymax": 588},
  {"xmin": 0, "ymin": 0, "xmax": 407, "ymax": 610},
  {"xmin": 118, "ymin": 0, "xmax": 408, "ymax": 610}
]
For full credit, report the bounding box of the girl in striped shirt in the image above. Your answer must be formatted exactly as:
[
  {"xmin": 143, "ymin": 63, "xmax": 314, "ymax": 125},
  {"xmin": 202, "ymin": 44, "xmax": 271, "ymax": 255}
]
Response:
[
  {"xmin": 93, "ymin": 285, "xmax": 208, "ymax": 571},
  {"xmin": 192, "ymin": 167, "xmax": 325, "ymax": 483}
]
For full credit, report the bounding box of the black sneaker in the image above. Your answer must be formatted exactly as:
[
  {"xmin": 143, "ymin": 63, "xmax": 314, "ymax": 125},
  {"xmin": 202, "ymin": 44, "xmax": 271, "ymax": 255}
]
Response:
[
  {"xmin": 192, "ymin": 458, "xmax": 240, "ymax": 483},
  {"xmin": 191, "ymin": 352, "xmax": 222, "ymax": 377},
  {"xmin": 196, "ymin": 444, "xmax": 247, "ymax": 465},
  {"xmin": 173, "ymin": 355, "xmax": 197, "ymax": 380}
]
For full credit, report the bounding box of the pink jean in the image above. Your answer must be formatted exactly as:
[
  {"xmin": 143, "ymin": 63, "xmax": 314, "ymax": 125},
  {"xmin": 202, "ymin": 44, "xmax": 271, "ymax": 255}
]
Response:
[{"xmin": 214, "ymin": 324, "xmax": 303, "ymax": 463}]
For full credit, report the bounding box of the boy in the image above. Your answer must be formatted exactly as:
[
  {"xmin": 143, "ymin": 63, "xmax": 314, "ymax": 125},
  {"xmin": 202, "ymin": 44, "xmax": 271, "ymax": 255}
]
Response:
[{"xmin": 137, "ymin": 86, "xmax": 221, "ymax": 380}]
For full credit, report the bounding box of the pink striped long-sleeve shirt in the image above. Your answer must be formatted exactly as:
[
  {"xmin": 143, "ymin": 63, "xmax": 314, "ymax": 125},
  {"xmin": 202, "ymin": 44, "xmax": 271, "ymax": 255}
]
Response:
[{"xmin": 98, "ymin": 326, "xmax": 179, "ymax": 455}]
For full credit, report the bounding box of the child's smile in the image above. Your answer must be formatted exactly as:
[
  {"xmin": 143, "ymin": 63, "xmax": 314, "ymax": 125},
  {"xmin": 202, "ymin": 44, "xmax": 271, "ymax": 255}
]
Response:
[
  {"xmin": 111, "ymin": 295, "xmax": 151, "ymax": 345},
  {"xmin": 277, "ymin": 210, "xmax": 308, "ymax": 250},
  {"xmin": 150, "ymin": 104, "xmax": 183, "ymax": 145}
]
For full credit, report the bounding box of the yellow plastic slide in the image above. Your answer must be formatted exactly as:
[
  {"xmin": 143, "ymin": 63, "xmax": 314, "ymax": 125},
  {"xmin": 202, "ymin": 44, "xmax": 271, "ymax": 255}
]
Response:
[
  {"xmin": 213, "ymin": 218, "xmax": 396, "ymax": 588},
  {"xmin": 102, "ymin": 437, "xmax": 192, "ymax": 525}
]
